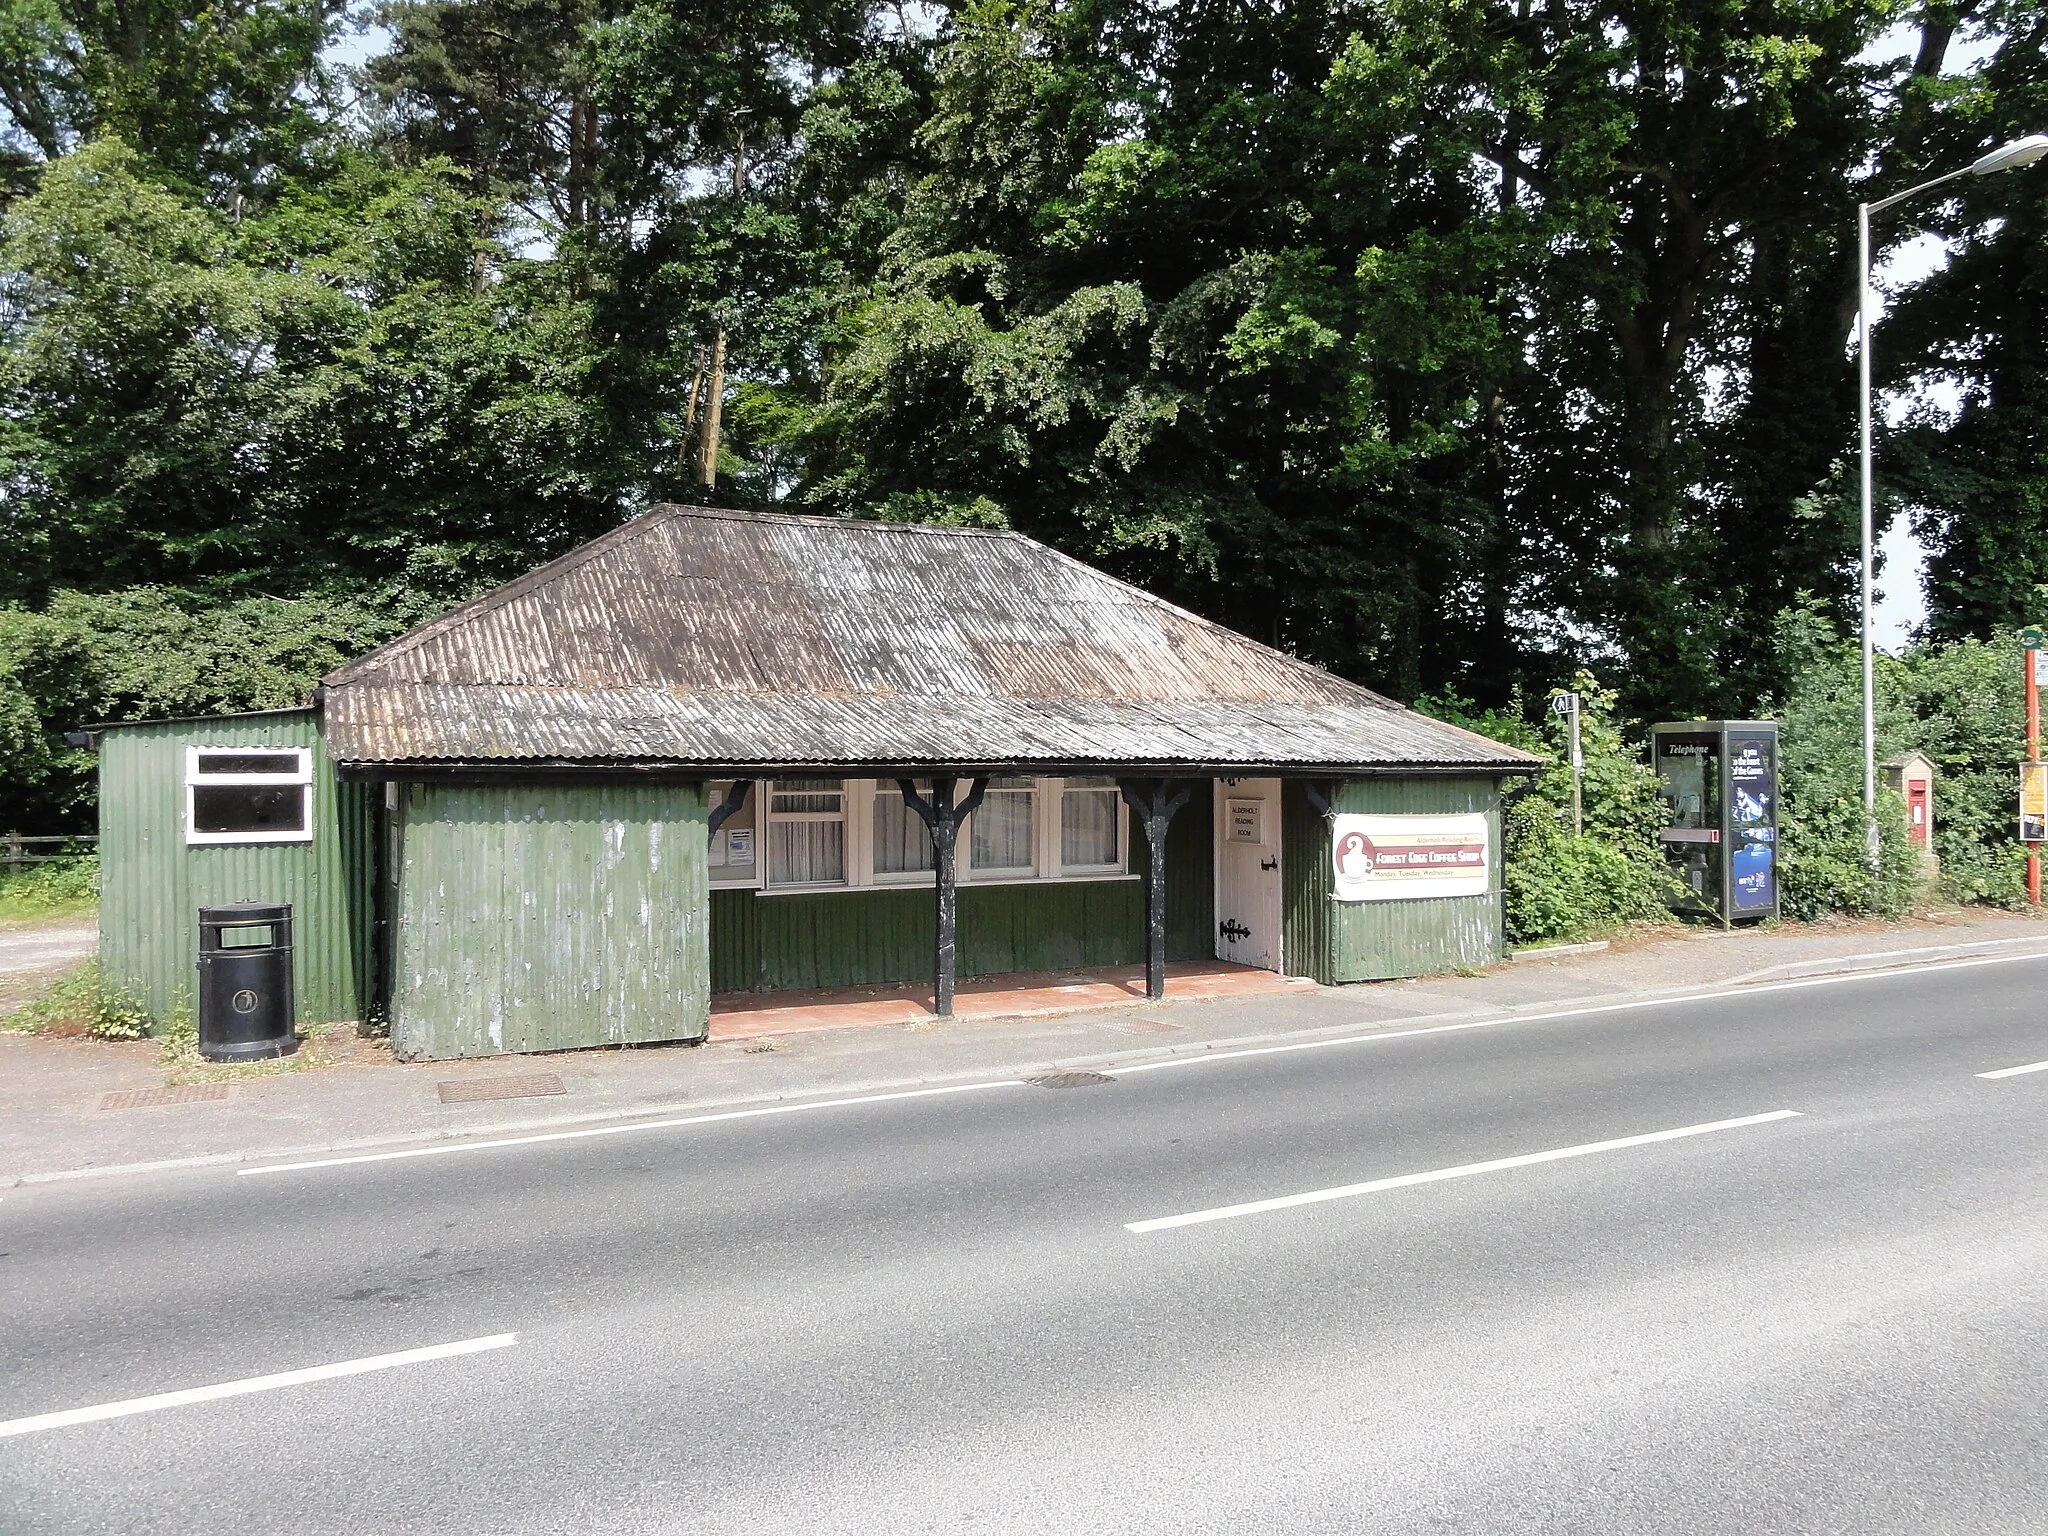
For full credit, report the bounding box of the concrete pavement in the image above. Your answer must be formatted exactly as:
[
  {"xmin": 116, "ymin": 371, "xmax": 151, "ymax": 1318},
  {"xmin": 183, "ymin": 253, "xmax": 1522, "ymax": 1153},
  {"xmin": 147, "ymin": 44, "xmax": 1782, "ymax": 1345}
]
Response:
[{"xmin": 3, "ymin": 948, "xmax": 2047, "ymax": 1532}]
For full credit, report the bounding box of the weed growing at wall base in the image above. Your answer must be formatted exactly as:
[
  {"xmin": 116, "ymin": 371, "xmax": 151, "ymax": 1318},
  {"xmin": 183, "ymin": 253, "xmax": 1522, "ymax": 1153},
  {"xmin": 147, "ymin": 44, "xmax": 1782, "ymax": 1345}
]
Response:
[{"xmin": 9, "ymin": 961, "xmax": 151, "ymax": 1039}]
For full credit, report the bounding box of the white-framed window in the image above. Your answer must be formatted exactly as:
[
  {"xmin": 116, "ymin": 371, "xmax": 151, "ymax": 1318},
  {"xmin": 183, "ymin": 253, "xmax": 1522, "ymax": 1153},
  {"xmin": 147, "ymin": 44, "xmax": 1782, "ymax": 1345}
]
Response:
[
  {"xmin": 1058, "ymin": 776, "xmax": 1123, "ymax": 872},
  {"xmin": 184, "ymin": 746, "xmax": 314, "ymax": 846},
  {"xmin": 708, "ymin": 779, "xmax": 761, "ymax": 888},
  {"xmin": 970, "ymin": 776, "xmax": 1037, "ymax": 875},
  {"xmin": 873, "ymin": 780, "xmax": 936, "ymax": 880},
  {"xmin": 766, "ymin": 778, "xmax": 846, "ymax": 887},
  {"xmin": 745, "ymin": 774, "xmax": 1132, "ymax": 894}
]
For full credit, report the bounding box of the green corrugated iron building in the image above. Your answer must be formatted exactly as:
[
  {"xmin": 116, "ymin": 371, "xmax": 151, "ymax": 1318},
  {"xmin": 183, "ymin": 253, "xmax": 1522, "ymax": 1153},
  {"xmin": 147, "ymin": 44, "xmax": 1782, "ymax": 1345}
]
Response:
[
  {"xmin": 95, "ymin": 709, "xmax": 375, "ymax": 1025},
  {"xmin": 95, "ymin": 506, "xmax": 1538, "ymax": 1060}
]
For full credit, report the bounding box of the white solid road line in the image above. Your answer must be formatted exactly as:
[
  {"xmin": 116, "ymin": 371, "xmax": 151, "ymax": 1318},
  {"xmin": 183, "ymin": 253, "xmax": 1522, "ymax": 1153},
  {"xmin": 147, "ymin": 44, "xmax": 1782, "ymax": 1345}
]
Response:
[
  {"xmin": 1111, "ymin": 949, "xmax": 2048, "ymax": 1079},
  {"xmin": 1977, "ymin": 1058, "xmax": 2048, "ymax": 1080},
  {"xmin": 0, "ymin": 1334, "xmax": 518, "ymax": 1440},
  {"xmin": 238, "ymin": 1079, "xmax": 1026, "ymax": 1177},
  {"xmin": 223, "ymin": 949, "xmax": 2048, "ymax": 1183},
  {"xmin": 1126, "ymin": 1110, "xmax": 1804, "ymax": 1233}
]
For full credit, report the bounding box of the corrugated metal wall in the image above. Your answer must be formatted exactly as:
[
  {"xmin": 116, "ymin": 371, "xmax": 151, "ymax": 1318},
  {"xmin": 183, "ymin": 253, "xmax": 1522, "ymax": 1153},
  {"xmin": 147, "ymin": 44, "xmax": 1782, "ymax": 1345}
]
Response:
[
  {"xmin": 1282, "ymin": 777, "xmax": 1505, "ymax": 984},
  {"xmin": 709, "ymin": 784, "xmax": 1215, "ymax": 993},
  {"xmin": 1160, "ymin": 788, "xmax": 1214, "ymax": 964},
  {"xmin": 98, "ymin": 711, "xmax": 370, "ymax": 1025},
  {"xmin": 392, "ymin": 781, "xmax": 709, "ymax": 1059}
]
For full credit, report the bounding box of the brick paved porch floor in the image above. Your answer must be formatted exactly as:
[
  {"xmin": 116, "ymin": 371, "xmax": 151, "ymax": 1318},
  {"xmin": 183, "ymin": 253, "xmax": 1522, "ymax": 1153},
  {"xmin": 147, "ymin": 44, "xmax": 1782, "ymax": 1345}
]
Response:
[{"xmin": 707, "ymin": 960, "xmax": 1317, "ymax": 1041}]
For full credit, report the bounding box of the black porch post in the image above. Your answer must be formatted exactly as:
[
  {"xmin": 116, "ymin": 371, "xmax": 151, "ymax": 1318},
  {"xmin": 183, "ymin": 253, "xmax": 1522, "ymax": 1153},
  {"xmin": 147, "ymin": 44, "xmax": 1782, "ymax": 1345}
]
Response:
[
  {"xmin": 899, "ymin": 776, "xmax": 989, "ymax": 1018},
  {"xmin": 1118, "ymin": 778, "xmax": 1196, "ymax": 1002}
]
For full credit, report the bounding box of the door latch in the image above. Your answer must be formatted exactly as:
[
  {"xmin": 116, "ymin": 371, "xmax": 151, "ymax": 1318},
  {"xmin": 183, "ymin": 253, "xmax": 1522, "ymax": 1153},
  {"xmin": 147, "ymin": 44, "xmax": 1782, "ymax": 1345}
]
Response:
[
  {"xmin": 1259, "ymin": 856, "xmax": 1278, "ymax": 871},
  {"xmin": 1219, "ymin": 918, "xmax": 1252, "ymax": 943}
]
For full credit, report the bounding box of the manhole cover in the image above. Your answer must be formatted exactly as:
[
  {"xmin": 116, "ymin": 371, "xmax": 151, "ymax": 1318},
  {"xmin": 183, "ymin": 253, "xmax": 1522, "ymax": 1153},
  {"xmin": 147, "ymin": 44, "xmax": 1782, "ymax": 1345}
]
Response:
[
  {"xmin": 1028, "ymin": 1070, "xmax": 1115, "ymax": 1089},
  {"xmin": 437, "ymin": 1073, "xmax": 566, "ymax": 1104},
  {"xmin": 1112, "ymin": 1016, "xmax": 1182, "ymax": 1035},
  {"xmin": 100, "ymin": 1084, "xmax": 231, "ymax": 1111}
]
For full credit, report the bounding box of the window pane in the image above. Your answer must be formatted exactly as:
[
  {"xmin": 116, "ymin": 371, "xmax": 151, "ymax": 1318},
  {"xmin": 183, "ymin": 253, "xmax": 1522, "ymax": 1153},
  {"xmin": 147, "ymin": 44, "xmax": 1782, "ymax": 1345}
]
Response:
[
  {"xmin": 193, "ymin": 783, "xmax": 307, "ymax": 835},
  {"xmin": 195, "ymin": 752, "xmax": 302, "ymax": 777},
  {"xmin": 770, "ymin": 820, "xmax": 844, "ymax": 885},
  {"xmin": 772, "ymin": 777, "xmax": 843, "ymax": 815},
  {"xmin": 1061, "ymin": 784, "xmax": 1119, "ymax": 867},
  {"xmin": 971, "ymin": 782, "xmax": 1034, "ymax": 871},
  {"xmin": 874, "ymin": 785, "xmax": 934, "ymax": 875},
  {"xmin": 709, "ymin": 780, "xmax": 757, "ymax": 877}
]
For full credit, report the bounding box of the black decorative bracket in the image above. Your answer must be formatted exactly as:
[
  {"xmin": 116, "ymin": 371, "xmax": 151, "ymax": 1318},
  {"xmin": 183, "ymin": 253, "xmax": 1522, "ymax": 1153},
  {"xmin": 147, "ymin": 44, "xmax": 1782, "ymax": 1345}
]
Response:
[
  {"xmin": 708, "ymin": 779, "xmax": 754, "ymax": 837},
  {"xmin": 1117, "ymin": 777, "xmax": 1199, "ymax": 1002},
  {"xmin": 898, "ymin": 776, "xmax": 990, "ymax": 1019}
]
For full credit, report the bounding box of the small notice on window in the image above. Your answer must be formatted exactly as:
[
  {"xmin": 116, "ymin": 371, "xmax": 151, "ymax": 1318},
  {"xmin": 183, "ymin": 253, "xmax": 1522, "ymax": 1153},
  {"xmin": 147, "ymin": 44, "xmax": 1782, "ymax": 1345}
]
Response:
[
  {"xmin": 726, "ymin": 828, "xmax": 755, "ymax": 865},
  {"xmin": 1331, "ymin": 813, "xmax": 1490, "ymax": 902},
  {"xmin": 1225, "ymin": 799, "xmax": 1264, "ymax": 845}
]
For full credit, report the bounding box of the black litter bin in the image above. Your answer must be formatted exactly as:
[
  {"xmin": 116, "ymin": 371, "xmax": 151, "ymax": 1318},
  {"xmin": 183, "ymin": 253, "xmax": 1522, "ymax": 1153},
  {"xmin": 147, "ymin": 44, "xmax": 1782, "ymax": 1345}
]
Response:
[{"xmin": 197, "ymin": 904, "xmax": 298, "ymax": 1061}]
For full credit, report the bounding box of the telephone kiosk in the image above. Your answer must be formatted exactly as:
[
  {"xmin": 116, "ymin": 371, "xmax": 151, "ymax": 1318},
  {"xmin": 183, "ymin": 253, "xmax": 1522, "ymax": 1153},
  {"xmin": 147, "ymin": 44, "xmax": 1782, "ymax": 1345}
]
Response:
[{"xmin": 1650, "ymin": 720, "xmax": 1780, "ymax": 925}]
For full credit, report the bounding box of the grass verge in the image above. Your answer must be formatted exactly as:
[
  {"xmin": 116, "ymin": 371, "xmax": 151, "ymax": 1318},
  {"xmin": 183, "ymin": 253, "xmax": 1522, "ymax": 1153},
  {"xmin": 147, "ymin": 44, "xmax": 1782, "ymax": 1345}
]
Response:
[{"xmin": 0, "ymin": 855, "xmax": 99, "ymax": 922}]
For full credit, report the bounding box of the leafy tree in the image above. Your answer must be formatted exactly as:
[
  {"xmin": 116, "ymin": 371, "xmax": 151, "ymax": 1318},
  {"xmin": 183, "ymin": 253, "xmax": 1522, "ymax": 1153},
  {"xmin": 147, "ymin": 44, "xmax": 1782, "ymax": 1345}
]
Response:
[
  {"xmin": 364, "ymin": 0, "xmax": 601, "ymax": 238},
  {"xmin": 0, "ymin": 0, "xmax": 337, "ymax": 192},
  {"xmin": 0, "ymin": 137, "xmax": 633, "ymax": 604},
  {"xmin": 0, "ymin": 586, "xmax": 399, "ymax": 832}
]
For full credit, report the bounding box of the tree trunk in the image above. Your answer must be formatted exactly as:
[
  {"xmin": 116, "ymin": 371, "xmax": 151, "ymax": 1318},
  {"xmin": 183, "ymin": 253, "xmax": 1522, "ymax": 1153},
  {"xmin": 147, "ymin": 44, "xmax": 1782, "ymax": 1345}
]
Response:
[
  {"xmin": 680, "ymin": 345, "xmax": 707, "ymax": 482},
  {"xmin": 698, "ymin": 328, "xmax": 727, "ymax": 490},
  {"xmin": 696, "ymin": 132, "xmax": 747, "ymax": 492}
]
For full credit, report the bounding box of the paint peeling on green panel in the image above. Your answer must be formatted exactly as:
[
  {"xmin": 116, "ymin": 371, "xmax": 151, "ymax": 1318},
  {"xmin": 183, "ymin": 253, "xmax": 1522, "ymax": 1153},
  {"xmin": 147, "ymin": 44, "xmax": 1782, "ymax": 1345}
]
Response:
[
  {"xmin": 1283, "ymin": 777, "xmax": 1507, "ymax": 985},
  {"xmin": 708, "ymin": 789, "xmax": 1213, "ymax": 994},
  {"xmin": 392, "ymin": 782, "xmax": 709, "ymax": 1060},
  {"xmin": 97, "ymin": 710, "xmax": 369, "ymax": 1026}
]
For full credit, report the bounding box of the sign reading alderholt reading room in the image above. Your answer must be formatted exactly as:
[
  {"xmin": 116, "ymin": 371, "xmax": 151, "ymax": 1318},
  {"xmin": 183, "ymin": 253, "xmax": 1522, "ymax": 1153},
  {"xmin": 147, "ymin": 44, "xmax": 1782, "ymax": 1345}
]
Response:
[{"xmin": 1331, "ymin": 814, "xmax": 1492, "ymax": 902}]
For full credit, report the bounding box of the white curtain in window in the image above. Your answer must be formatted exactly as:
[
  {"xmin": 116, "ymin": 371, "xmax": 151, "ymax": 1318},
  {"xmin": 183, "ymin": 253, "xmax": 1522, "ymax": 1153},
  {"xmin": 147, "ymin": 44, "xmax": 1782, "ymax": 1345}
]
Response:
[
  {"xmin": 1061, "ymin": 777, "xmax": 1119, "ymax": 868},
  {"xmin": 769, "ymin": 779, "xmax": 845, "ymax": 885},
  {"xmin": 873, "ymin": 782, "xmax": 934, "ymax": 874},
  {"xmin": 971, "ymin": 778, "xmax": 1035, "ymax": 871}
]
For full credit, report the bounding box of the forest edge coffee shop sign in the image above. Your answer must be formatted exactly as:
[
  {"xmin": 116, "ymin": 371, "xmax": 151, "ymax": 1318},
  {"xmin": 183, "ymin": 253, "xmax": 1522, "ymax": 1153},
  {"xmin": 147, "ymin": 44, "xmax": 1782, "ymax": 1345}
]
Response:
[{"xmin": 1331, "ymin": 814, "xmax": 1492, "ymax": 902}]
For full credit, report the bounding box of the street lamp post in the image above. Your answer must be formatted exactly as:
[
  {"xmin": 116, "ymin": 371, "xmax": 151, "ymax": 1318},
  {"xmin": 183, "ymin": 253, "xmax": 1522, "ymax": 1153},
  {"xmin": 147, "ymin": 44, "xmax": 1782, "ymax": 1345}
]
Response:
[{"xmin": 1857, "ymin": 133, "xmax": 2048, "ymax": 874}]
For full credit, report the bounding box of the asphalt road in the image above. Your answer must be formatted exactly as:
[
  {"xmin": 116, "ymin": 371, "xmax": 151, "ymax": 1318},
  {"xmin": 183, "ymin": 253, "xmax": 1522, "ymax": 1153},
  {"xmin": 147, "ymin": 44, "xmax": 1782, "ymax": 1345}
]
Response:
[{"xmin": 6, "ymin": 953, "xmax": 2048, "ymax": 1534}]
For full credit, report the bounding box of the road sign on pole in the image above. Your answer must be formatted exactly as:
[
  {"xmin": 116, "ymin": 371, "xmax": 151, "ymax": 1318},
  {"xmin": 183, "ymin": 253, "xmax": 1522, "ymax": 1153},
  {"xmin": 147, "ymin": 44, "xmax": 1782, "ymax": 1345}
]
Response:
[{"xmin": 1553, "ymin": 693, "xmax": 1583, "ymax": 837}]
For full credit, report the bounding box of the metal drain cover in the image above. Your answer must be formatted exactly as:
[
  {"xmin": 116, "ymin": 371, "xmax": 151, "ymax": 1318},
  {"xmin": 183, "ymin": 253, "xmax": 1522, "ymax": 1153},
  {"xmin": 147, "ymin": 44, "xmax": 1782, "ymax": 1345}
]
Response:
[
  {"xmin": 99, "ymin": 1083, "xmax": 231, "ymax": 1111},
  {"xmin": 1028, "ymin": 1070, "xmax": 1115, "ymax": 1089},
  {"xmin": 437, "ymin": 1073, "xmax": 566, "ymax": 1104}
]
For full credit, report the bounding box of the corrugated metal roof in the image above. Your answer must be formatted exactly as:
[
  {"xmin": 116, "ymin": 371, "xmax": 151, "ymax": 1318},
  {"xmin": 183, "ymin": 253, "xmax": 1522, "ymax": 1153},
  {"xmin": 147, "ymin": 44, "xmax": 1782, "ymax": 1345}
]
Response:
[{"xmin": 322, "ymin": 507, "xmax": 1538, "ymax": 773}]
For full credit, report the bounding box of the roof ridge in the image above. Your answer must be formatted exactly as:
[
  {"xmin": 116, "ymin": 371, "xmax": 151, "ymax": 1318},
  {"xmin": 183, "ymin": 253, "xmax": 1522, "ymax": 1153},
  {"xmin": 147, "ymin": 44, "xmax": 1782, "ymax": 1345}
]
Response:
[
  {"xmin": 659, "ymin": 504, "xmax": 1023, "ymax": 540},
  {"xmin": 1019, "ymin": 538, "xmax": 1406, "ymax": 713},
  {"xmin": 324, "ymin": 509, "xmax": 679, "ymax": 686}
]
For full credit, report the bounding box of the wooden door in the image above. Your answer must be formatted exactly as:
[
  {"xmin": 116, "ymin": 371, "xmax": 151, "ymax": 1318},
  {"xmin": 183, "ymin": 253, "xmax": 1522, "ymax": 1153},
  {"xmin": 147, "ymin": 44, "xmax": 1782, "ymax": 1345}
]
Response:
[{"xmin": 1214, "ymin": 779, "xmax": 1282, "ymax": 971}]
